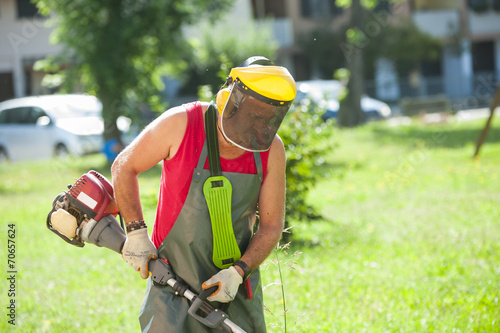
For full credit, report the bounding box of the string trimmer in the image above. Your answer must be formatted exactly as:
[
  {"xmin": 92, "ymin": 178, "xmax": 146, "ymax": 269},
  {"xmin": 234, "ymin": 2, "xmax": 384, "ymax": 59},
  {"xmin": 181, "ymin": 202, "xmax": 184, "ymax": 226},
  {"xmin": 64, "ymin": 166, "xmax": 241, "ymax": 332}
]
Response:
[{"xmin": 46, "ymin": 170, "xmax": 245, "ymax": 333}]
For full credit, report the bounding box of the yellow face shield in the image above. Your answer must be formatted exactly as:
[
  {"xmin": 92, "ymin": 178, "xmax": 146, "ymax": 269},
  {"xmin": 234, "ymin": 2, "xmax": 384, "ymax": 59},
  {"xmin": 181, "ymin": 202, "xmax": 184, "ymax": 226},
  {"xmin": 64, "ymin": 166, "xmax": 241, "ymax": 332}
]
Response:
[{"xmin": 220, "ymin": 79, "xmax": 292, "ymax": 152}]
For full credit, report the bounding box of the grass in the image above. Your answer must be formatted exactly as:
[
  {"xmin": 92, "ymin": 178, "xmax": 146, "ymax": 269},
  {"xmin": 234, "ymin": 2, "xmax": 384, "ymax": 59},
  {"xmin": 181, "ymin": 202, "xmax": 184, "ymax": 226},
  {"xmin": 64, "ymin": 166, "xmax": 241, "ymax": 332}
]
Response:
[
  {"xmin": 264, "ymin": 116, "xmax": 500, "ymax": 332},
  {"xmin": 1, "ymin": 115, "xmax": 499, "ymax": 332}
]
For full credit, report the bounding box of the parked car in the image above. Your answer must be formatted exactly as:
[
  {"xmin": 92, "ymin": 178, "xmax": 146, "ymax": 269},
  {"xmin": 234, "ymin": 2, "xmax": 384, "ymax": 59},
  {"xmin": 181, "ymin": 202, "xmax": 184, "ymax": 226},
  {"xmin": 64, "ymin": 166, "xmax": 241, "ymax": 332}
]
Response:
[
  {"xmin": 295, "ymin": 80, "xmax": 392, "ymax": 121},
  {"xmin": 0, "ymin": 94, "xmax": 106, "ymax": 162}
]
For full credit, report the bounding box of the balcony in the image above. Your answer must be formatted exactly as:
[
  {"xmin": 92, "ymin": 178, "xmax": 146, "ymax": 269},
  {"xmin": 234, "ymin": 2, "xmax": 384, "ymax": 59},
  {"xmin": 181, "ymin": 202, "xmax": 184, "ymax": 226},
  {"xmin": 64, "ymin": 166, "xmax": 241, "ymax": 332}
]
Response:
[
  {"xmin": 468, "ymin": 10, "xmax": 500, "ymax": 35},
  {"xmin": 412, "ymin": 9, "xmax": 460, "ymax": 38}
]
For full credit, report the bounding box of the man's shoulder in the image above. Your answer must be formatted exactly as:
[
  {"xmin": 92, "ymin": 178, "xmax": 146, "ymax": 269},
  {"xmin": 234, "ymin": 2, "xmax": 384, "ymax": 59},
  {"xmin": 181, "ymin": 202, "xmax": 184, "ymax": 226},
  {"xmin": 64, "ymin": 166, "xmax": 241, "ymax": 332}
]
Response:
[
  {"xmin": 162, "ymin": 101, "xmax": 210, "ymax": 118},
  {"xmin": 157, "ymin": 104, "xmax": 189, "ymax": 122},
  {"xmin": 269, "ymin": 135, "xmax": 285, "ymax": 155}
]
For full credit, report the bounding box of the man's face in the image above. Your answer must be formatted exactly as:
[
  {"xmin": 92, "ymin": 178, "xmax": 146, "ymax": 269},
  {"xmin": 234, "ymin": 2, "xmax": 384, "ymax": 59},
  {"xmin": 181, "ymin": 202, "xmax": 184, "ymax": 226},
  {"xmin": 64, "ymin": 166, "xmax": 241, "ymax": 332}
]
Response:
[
  {"xmin": 230, "ymin": 96, "xmax": 276, "ymax": 147},
  {"xmin": 221, "ymin": 85, "xmax": 289, "ymax": 151}
]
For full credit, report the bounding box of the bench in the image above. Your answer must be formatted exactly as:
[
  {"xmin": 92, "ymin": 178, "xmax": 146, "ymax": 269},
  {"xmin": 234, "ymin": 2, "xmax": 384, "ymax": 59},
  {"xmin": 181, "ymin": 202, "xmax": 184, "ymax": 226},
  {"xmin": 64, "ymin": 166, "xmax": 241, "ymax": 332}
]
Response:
[{"xmin": 400, "ymin": 95, "xmax": 452, "ymax": 117}]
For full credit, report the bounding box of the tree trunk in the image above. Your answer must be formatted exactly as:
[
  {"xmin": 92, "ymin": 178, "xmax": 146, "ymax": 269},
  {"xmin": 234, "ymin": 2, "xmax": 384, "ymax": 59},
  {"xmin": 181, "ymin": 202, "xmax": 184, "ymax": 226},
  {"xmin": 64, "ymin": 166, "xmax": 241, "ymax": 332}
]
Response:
[
  {"xmin": 94, "ymin": 0, "xmax": 125, "ymax": 161},
  {"xmin": 100, "ymin": 91, "xmax": 123, "ymax": 142},
  {"xmin": 96, "ymin": 0, "xmax": 125, "ymax": 143},
  {"xmin": 338, "ymin": 0, "xmax": 366, "ymax": 127}
]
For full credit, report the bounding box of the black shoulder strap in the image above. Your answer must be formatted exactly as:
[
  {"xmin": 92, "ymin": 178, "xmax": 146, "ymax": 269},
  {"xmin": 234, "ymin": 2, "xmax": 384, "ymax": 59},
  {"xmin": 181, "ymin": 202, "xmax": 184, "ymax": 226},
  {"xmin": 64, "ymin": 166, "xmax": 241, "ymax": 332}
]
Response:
[{"xmin": 204, "ymin": 102, "xmax": 222, "ymax": 177}]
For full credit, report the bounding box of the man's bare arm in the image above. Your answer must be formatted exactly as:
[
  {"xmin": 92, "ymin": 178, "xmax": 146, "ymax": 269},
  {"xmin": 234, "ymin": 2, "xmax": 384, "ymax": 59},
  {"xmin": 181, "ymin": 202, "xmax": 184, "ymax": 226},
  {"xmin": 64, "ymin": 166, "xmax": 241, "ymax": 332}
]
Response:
[
  {"xmin": 111, "ymin": 107, "xmax": 187, "ymax": 223},
  {"xmin": 236, "ymin": 135, "xmax": 286, "ymax": 275}
]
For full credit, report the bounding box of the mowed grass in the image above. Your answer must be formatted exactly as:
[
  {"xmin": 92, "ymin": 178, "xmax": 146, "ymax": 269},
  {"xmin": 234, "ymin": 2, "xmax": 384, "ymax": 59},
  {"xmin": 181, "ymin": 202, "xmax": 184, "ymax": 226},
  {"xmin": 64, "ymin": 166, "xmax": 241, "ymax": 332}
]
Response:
[
  {"xmin": 264, "ymin": 116, "xmax": 500, "ymax": 332},
  {"xmin": 1, "ymin": 115, "xmax": 500, "ymax": 332}
]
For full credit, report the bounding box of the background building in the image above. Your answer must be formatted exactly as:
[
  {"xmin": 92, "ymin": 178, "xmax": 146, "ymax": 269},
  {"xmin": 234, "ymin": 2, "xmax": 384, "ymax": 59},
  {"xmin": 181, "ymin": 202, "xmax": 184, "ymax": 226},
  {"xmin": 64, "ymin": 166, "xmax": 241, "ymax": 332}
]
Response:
[
  {"xmin": 0, "ymin": 0, "xmax": 61, "ymax": 101},
  {"xmin": 255, "ymin": 0, "xmax": 500, "ymax": 109},
  {"xmin": 411, "ymin": 0, "xmax": 500, "ymax": 108},
  {"xmin": 1, "ymin": 0, "xmax": 499, "ymax": 110}
]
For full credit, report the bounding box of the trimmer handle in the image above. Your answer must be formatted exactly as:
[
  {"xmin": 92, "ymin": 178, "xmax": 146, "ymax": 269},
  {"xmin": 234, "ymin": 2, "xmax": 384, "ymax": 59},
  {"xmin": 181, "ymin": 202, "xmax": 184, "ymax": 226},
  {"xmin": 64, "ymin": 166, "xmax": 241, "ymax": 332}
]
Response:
[
  {"xmin": 188, "ymin": 285, "xmax": 228, "ymax": 328},
  {"xmin": 148, "ymin": 260, "xmax": 245, "ymax": 332},
  {"xmin": 197, "ymin": 285, "xmax": 219, "ymax": 302}
]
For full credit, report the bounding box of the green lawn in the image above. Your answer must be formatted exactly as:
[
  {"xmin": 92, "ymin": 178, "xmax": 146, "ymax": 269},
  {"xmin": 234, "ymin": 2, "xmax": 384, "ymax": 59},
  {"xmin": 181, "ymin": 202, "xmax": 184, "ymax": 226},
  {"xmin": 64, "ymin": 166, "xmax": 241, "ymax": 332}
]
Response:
[{"xmin": 1, "ymin": 116, "xmax": 499, "ymax": 332}]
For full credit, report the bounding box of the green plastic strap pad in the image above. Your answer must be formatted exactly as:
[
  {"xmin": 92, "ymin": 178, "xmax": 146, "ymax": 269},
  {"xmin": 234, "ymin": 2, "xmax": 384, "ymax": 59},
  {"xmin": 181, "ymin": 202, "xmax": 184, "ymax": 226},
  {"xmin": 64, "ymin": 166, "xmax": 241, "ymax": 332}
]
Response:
[
  {"xmin": 203, "ymin": 176, "xmax": 241, "ymax": 269},
  {"xmin": 204, "ymin": 102, "xmax": 241, "ymax": 269}
]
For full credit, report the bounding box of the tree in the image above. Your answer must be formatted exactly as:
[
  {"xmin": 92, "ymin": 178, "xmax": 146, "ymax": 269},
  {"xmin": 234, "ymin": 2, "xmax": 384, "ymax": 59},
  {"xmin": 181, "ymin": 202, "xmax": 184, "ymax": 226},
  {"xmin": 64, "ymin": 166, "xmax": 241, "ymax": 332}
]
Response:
[
  {"xmin": 335, "ymin": 0, "xmax": 406, "ymax": 127},
  {"xmin": 338, "ymin": 0, "xmax": 366, "ymax": 127},
  {"xmin": 182, "ymin": 22, "xmax": 279, "ymax": 97},
  {"xmin": 323, "ymin": 0, "xmax": 441, "ymax": 127},
  {"xmin": 34, "ymin": 0, "xmax": 232, "ymax": 144}
]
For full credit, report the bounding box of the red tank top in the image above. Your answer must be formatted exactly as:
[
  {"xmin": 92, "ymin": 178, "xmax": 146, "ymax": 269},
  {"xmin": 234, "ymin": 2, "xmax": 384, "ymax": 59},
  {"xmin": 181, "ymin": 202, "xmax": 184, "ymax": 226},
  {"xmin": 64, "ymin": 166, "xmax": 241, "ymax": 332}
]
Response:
[{"xmin": 152, "ymin": 102, "xmax": 270, "ymax": 247}]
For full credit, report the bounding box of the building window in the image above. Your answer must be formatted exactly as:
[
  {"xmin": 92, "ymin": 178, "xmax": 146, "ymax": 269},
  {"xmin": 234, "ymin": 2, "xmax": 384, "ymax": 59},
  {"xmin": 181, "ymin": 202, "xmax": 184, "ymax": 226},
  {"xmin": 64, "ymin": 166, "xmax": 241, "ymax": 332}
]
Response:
[
  {"xmin": 17, "ymin": 0, "xmax": 39, "ymax": 19},
  {"xmin": 468, "ymin": 0, "xmax": 490, "ymax": 13},
  {"xmin": 421, "ymin": 57, "xmax": 442, "ymax": 77},
  {"xmin": 493, "ymin": 0, "xmax": 500, "ymax": 11},
  {"xmin": 472, "ymin": 41, "xmax": 495, "ymax": 73},
  {"xmin": 301, "ymin": 0, "xmax": 343, "ymax": 19},
  {"xmin": 374, "ymin": 0, "xmax": 390, "ymax": 12},
  {"xmin": 0, "ymin": 73, "xmax": 14, "ymax": 102},
  {"xmin": 251, "ymin": 0, "xmax": 287, "ymax": 18}
]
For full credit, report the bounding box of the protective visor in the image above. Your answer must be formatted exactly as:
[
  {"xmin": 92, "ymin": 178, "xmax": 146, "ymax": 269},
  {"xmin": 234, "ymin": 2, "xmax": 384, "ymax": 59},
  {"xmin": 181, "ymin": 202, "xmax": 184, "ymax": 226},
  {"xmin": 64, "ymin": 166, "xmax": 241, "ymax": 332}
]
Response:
[{"xmin": 221, "ymin": 79, "xmax": 293, "ymax": 152}]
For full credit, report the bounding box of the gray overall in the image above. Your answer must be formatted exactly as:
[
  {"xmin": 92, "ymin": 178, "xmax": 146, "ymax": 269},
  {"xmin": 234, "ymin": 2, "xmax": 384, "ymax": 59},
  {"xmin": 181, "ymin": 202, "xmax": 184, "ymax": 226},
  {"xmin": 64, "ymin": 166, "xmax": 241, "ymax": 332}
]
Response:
[{"xmin": 139, "ymin": 141, "xmax": 267, "ymax": 332}]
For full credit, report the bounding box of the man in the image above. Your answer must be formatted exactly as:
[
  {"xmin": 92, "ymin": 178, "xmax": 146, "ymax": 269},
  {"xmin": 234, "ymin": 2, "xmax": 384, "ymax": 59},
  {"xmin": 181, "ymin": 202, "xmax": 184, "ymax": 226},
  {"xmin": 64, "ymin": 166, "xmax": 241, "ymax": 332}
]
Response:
[{"xmin": 111, "ymin": 57, "xmax": 296, "ymax": 332}]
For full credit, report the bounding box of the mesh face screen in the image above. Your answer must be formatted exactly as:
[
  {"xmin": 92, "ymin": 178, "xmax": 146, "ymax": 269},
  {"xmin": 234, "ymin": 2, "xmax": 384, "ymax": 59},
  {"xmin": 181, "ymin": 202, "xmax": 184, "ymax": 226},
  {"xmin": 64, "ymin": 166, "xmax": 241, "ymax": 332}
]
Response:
[{"xmin": 221, "ymin": 82, "xmax": 291, "ymax": 152}]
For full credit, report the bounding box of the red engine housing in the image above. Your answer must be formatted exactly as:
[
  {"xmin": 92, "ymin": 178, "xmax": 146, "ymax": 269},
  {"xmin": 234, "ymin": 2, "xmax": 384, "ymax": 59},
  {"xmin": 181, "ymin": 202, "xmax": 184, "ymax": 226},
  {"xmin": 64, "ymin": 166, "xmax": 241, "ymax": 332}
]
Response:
[{"xmin": 67, "ymin": 170, "xmax": 119, "ymax": 221}]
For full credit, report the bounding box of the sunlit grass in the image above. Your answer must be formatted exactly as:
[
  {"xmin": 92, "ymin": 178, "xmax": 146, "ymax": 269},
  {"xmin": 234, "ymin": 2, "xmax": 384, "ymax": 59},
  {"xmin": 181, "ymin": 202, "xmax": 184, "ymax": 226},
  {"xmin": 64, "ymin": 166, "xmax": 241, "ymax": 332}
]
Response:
[{"xmin": 263, "ymin": 116, "xmax": 500, "ymax": 332}]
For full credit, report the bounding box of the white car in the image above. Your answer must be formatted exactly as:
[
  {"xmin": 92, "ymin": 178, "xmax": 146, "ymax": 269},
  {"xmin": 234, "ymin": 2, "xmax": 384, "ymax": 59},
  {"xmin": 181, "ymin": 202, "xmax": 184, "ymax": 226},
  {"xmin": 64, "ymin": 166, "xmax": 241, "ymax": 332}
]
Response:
[
  {"xmin": 0, "ymin": 94, "xmax": 105, "ymax": 162},
  {"xmin": 295, "ymin": 80, "xmax": 392, "ymax": 121}
]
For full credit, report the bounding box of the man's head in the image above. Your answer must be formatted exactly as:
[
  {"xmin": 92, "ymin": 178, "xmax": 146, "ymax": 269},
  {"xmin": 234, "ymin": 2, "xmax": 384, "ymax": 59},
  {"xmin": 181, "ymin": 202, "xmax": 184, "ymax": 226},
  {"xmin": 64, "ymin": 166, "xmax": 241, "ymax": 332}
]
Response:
[{"xmin": 216, "ymin": 57, "xmax": 296, "ymax": 152}]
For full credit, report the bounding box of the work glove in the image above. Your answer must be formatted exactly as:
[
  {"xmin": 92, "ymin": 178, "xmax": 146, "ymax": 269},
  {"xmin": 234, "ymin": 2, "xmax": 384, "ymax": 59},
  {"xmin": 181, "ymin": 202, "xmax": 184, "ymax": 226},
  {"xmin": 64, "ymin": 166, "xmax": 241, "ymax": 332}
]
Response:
[
  {"xmin": 202, "ymin": 266, "xmax": 243, "ymax": 303},
  {"xmin": 122, "ymin": 228, "xmax": 158, "ymax": 279}
]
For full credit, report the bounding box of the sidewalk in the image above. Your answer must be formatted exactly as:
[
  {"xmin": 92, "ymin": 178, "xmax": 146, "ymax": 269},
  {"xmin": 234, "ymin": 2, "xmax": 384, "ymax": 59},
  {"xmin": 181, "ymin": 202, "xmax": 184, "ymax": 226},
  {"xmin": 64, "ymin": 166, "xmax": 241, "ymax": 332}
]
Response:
[
  {"xmin": 455, "ymin": 107, "xmax": 496, "ymax": 121},
  {"xmin": 386, "ymin": 107, "xmax": 498, "ymax": 126}
]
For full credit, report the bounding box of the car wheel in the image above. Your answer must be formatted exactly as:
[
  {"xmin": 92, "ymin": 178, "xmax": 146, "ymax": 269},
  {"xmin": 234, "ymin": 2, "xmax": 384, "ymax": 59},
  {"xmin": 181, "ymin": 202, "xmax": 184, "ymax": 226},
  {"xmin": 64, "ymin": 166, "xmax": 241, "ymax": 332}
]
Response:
[
  {"xmin": 54, "ymin": 144, "xmax": 69, "ymax": 159},
  {"xmin": 0, "ymin": 147, "xmax": 8, "ymax": 163}
]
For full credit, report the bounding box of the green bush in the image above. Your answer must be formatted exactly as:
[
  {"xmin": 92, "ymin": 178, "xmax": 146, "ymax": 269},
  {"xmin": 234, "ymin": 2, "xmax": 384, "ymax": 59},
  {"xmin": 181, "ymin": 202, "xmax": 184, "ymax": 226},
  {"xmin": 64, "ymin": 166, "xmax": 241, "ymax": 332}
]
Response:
[{"xmin": 278, "ymin": 98, "xmax": 336, "ymax": 240}]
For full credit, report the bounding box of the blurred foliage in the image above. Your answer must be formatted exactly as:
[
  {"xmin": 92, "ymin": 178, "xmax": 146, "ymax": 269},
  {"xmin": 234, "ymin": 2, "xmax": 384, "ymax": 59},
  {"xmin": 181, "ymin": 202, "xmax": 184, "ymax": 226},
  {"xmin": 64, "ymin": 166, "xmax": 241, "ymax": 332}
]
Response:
[
  {"xmin": 181, "ymin": 22, "xmax": 278, "ymax": 96},
  {"xmin": 33, "ymin": 0, "xmax": 233, "ymax": 139},
  {"xmin": 278, "ymin": 98, "xmax": 336, "ymax": 241}
]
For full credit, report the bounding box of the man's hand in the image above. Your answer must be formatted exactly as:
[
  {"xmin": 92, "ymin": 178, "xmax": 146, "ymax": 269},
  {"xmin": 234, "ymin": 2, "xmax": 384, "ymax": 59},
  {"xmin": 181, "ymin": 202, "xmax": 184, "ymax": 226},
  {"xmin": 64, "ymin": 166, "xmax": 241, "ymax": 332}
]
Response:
[
  {"xmin": 202, "ymin": 266, "xmax": 243, "ymax": 303},
  {"xmin": 122, "ymin": 228, "xmax": 158, "ymax": 279}
]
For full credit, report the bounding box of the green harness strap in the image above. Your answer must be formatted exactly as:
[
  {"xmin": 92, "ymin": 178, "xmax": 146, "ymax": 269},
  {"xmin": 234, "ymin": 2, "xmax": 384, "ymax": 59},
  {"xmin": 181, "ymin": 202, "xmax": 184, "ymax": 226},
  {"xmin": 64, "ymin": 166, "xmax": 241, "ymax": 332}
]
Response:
[{"xmin": 203, "ymin": 102, "xmax": 241, "ymax": 269}]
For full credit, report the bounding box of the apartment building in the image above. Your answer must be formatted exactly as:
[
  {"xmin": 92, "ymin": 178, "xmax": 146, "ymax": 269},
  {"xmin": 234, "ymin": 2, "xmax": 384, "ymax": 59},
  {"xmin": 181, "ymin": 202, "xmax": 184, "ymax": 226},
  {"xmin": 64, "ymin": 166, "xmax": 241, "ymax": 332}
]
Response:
[
  {"xmin": 253, "ymin": 0, "xmax": 500, "ymax": 108},
  {"xmin": 0, "ymin": 0, "xmax": 61, "ymax": 102},
  {"xmin": 411, "ymin": 0, "xmax": 500, "ymax": 108},
  {"xmin": 2, "ymin": 0, "xmax": 499, "ymax": 109},
  {"xmin": 0, "ymin": 0, "xmax": 254, "ymax": 103}
]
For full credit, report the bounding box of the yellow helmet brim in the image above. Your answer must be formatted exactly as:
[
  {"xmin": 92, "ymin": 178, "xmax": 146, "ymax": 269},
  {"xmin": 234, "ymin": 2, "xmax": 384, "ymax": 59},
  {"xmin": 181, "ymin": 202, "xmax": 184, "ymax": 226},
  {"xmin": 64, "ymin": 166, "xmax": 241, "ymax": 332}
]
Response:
[{"xmin": 229, "ymin": 65, "xmax": 297, "ymax": 102}]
